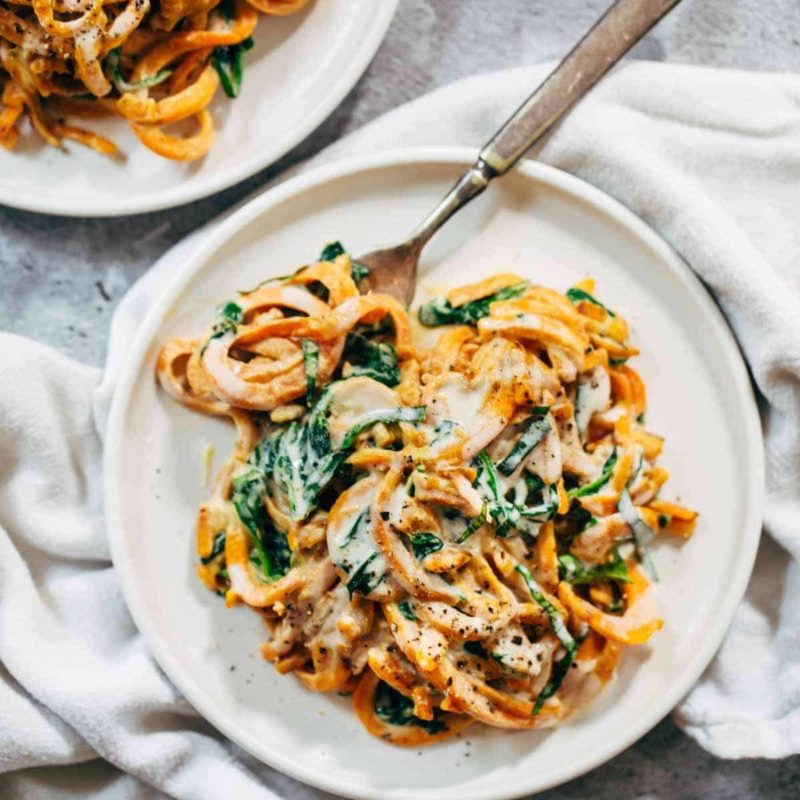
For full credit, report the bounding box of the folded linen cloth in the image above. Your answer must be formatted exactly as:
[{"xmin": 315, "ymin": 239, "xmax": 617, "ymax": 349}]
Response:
[{"xmin": 1, "ymin": 61, "xmax": 799, "ymax": 799}]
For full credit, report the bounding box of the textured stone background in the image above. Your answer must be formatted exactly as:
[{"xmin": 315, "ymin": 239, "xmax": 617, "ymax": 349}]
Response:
[{"xmin": 1, "ymin": 0, "xmax": 799, "ymax": 796}]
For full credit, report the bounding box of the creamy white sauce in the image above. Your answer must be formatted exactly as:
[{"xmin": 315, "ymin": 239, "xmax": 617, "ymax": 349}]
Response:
[
  {"xmin": 386, "ymin": 483, "xmax": 409, "ymax": 526},
  {"xmin": 433, "ymin": 373, "xmax": 487, "ymax": 433},
  {"xmin": 107, "ymin": 0, "xmax": 150, "ymax": 44},
  {"xmin": 326, "ymin": 377, "xmax": 400, "ymax": 448},
  {"xmin": 202, "ymin": 332, "xmax": 247, "ymax": 398},
  {"xmin": 326, "ymin": 478, "xmax": 389, "ymax": 594},
  {"xmin": 436, "ymin": 509, "xmax": 467, "ymax": 544},
  {"xmin": 574, "ymin": 366, "xmax": 611, "ymax": 438},
  {"xmin": 525, "ymin": 420, "xmax": 563, "ymax": 484},
  {"xmin": 548, "ymin": 344, "xmax": 579, "ymax": 382},
  {"xmin": 627, "ymin": 445, "xmax": 647, "ymax": 492},
  {"xmin": 480, "ymin": 313, "xmax": 541, "ymax": 333},
  {"xmin": 422, "ymin": 373, "xmax": 493, "ymax": 455},
  {"xmin": 486, "ymin": 626, "xmax": 547, "ymax": 677}
]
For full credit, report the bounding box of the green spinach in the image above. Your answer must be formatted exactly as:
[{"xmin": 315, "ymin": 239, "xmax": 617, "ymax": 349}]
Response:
[
  {"xmin": 231, "ymin": 470, "xmax": 291, "ymax": 580},
  {"xmin": 463, "ymin": 640, "xmax": 506, "ymax": 666},
  {"xmin": 463, "ymin": 640, "xmax": 488, "ymax": 658},
  {"xmin": 515, "ymin": 564, "xmax": 579, "ymax": 714},
  {"xmin": 497, "ymin": 416, "xmax": 551, "ymax": 476},
  {"xmin": 346, "ymin": 552, "xmax": 382, "ymax": 598},
  {"xmin": 351, "ymin": 261, "xmax": 371, "ymax": 285},
  {"xmin": 565, "ymin": 287, "xmax": 617, "ymax": 317},
  {"xmin": 319, "ymin": 241, "xmax": 346, "ymax": 261},
  {"xmin": 201, "ymin": 300, "xmax": 243, "ymax": 355},
  {"xmin": 300, "ymin": 338, "xmax": 319, "ymax": 403},
  {"xmin": 374, "ymin": 680, "xmax": 447, "ymax": 734},
  {"xmin": 343, "ymin": 332, "xmax": 399, "ymax": 387},
  {"xmin": 418, "ymin": 281, "xmax": 529, "ymax": 327},
  {"xmin": 200, "ymin": 532, "xmax": 226, "ymax": 565},
  {"xmin": 212, "ymin": 36, "xmax": 254, "ymax": 99},
  {"xmin": 397, "ymin": 599, "xmax": 417, "ymax": 621},
  {"xmin": 558, "ymin": 549, "xmax": 630, "ymax": 585},
  {"xmin": 272, "ymin": 411, "xmax": 346, "ymax": 521},
  {"xmin": 342, "ymin": 509, "xmax": 369, "ymax": 551},
  {"xmin": 524, "ymin": 473, "xmax": 545, "ymax": 500},
  {"xmin": 515, "ymin": 564, "xmax": 576, "ymax": 657},
  {"xmin": 340, "ymin": 406, "xmax": 426, "ymax": 449},
  {"xmin": 319, "ymin": 241, "xmax": 371, "ymax": 285},
  {"xmin": 106, "ymin": 49, "xmax": 172, "ymax": 93},
  {"xmin": 476, "ymin": 452, "xmax": 557, "ymax": 537},
  {"xmin": 332, "ymin": 510, "xmax": 387, "ymax": 598},
  {"xmin": 568, "ymin": 450, "xmax": 618, "ymax": 498},
  {"xmin": 254, "ymin": 387, "xmax": 426, "ymax": 521},
  {"xmin": 409, "ymin": 532, "xmax": 444, "ymax": 560},
  {"xmin": 563, "ymin": 500, "xmax": 597, "ymax": 532},
  {"xmin": 532, "ymin": 646, "xmax": 578, "ymax": 715},
  {"xmin": 452, "ymin": 502, "xmax": 488, "ymax": 543}
]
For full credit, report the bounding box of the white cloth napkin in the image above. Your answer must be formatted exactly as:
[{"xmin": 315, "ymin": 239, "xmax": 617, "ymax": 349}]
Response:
[{"xmin": 2, "ymin": 61, "xmax": 800, "ymax": 798}]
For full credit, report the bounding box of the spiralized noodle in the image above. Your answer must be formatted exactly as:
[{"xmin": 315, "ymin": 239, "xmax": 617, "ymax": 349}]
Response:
[
  {"xmin": 0, "ymin": 0, "xmax": 311, "ymax": 159},
  {"xmin": 157, "ymin": 243, "xmax": 699, "ymax": 745}
]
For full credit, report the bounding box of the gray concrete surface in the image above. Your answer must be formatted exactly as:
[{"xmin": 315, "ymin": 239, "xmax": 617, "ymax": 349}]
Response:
[{"xmin": 1, "ymin": 0, "xmax": 799, "ymax": 796}]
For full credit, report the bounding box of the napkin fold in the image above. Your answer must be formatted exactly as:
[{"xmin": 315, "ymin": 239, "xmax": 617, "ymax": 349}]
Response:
[{"xmin": 2, "ymin": 61, "xmax": 800, "ymax": 798}]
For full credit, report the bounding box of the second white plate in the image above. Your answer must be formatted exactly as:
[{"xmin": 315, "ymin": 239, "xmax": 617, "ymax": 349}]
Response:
[
  {"xmin": 0, "ymin": 0, "xmax": 397, "ymax": 216},
  {"xmin": 106, "ymin": 148, "xmax": 763, "ymax": 799}
]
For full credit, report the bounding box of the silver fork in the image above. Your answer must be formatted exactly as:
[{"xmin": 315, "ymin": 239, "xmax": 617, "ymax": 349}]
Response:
[{"xmin": 358, "ymin": 0, "xmax": 682, "ymax": 306}]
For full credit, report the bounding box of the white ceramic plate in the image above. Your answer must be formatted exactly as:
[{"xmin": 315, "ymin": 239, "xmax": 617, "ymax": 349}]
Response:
[
  {"xmin": 106, "ymin": 149, "xmax": 763, "ymax": 799},
  {"xmin": 0, "ymin": 0, "xmax": 397, "ymax": 217}
]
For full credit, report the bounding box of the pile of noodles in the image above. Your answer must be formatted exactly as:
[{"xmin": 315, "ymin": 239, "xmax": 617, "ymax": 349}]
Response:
[
  {"xmin": 0, "ymin": 0, "xmax": 310, "ymax": 158},
  {"xmin": 156, "ymin": 247, "xmax": 698, "ymax": 745}
]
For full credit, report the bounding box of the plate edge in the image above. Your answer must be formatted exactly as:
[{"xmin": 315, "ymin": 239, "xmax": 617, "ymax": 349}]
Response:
[
  {"xmin": 104, "ymin": 146, "xmax": 765, "ymax": 800},
  {"xmin": 0, "ymin": 0, "xmax": 399, "ymax": 217}
]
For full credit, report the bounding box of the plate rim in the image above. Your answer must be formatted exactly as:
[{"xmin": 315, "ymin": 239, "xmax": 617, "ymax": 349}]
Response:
[
  {"xmin": 0, "ymin": 0, "xmax": 398, "ymax": 218},
  {"xmin": 105, "ymin": 146, "xmax": 765, "ymax": 799}
]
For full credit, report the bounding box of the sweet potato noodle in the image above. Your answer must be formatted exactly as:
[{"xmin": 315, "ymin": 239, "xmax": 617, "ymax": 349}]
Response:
[
  {"xmin": 0, "ymin": 0, "xmax": 311, "ymax": 159},
  {"xmin": 156, "ymin": 242, "xmax": 699, "ymax": 745}
]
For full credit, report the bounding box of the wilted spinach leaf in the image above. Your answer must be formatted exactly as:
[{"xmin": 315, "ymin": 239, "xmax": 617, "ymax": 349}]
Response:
[
  {"xmin": 409, "ymin": 532, "xmax": 443, "ymax": 560},
  {"xmin": 346, "ymin": 552, "xmax": 382, "ymax": 598},
  {"xmin": 343, "ymin": 332, "xmax": 399, "ymax": 387},
  {"xmin": 319, "ymin": 240, "xmax": 371, "ymax": 285},
  {"xmin": 452, "ymin": 503, "xmax": 488, "ymax": 543},
  {"xmin": 565, "ymin": 287, "xmax": 616, "ymax": 317},
  {"xmin": 300, "ymin": 338, "xmax": 319, "ymax": 403},
  {"xmin": 515, "ymin": 564, "xmax": 579, "ymax": 713},
  {"xmin": 200, "ymin": 532, "xmax": 226, "ymax": 565},
  {"xmin": 397, "ymin": 600, "xmax": 417, "ymax": 620},
  {"xmin": 319, "ymin": 241, "xmax": 346, "ymax": 261},
  {"xmin": 568, "ymin": 450, "xmax": 618, "ymax": 498},
  {"xmin": 212, "ymin": 36, "xmax": 254, "ymax": 99},
  {"xmin": 476, "ymin": 452, "xmax": 557, "ymax": 538},
  {"xmin": 374, "ymin": 680, "xmax": 447, "ymax": 734},
  {"xmin": 558, "ymin": 549, "xmax": 630, "ymax": 585},
  {"xmin": 497, "ymin": 416, "xmax": 551, "ymax": 476},
  {"xmin": 418, "ymin": 281, "xmax": 528, "ymax": 327},
  {"xmin": 231, "ymin": 469, "xmax": 291, "ymax": 580},
  {"xmin": 256, "ymin": 387, "xmax": 426, "ymax": 521},
  {"xmin": 106, "ymin": 48, "xmax": 171, "ymax": 93}
]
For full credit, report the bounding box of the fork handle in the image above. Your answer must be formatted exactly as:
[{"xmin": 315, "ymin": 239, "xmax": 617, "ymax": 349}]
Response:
[{"xmin": 409, "ymin": 0, "xmax": 681, "ymax": 246}]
